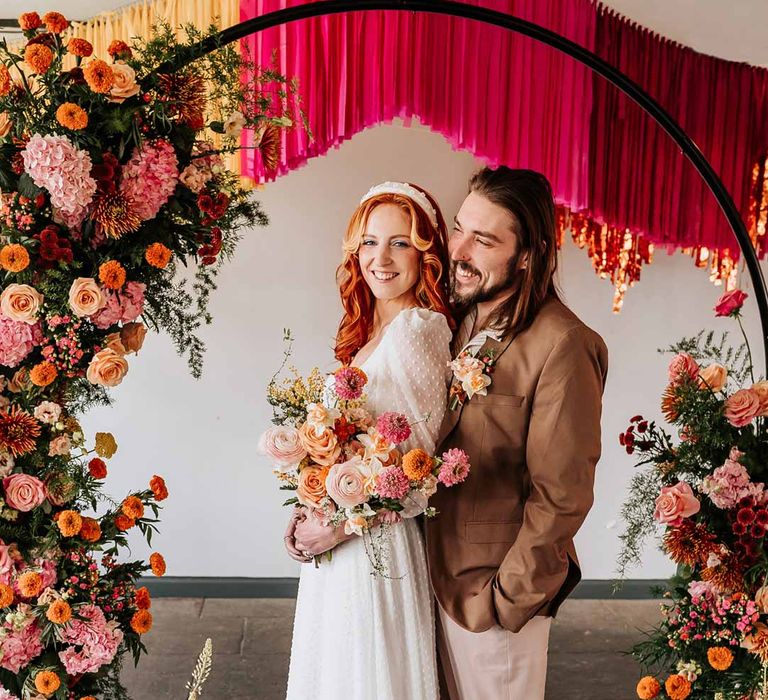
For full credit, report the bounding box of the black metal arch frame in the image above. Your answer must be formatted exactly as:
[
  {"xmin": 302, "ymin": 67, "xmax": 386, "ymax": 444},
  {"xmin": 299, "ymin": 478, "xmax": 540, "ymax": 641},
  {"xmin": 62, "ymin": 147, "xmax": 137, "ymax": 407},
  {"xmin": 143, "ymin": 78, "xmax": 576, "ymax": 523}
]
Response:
[{"xmin": 171, "ymin": 0, "xmax": 768, "ymax": 370}]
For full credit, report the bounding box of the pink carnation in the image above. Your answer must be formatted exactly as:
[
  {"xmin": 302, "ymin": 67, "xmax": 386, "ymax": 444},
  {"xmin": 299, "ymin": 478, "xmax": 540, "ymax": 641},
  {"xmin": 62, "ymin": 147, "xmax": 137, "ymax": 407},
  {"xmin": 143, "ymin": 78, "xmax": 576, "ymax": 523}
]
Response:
[
  {"xmin": 22, "ymin": 134, "xmax": 97, "ymax": 228},
  {"xmin": 701, "ymin": 457, "xmax": 763, "ymax": 509},
  {"xmin": 59, "ymin": 604, "xmax": 123, "ymax": 674},
  {"xmin": 375, "ymin": 466, "xmax": 410, "ymax": 500},
  {"xmin": 120, "ymin": 139, "xmax": 179, "ymax": 221},
  {"xmin": 91, "ymin": 282, "xmax": 145, "ymax": 329},
  {"xmin": 334, "ymin": 366, "xmax": 367, "ymax": 400},
  {"xmin": 0, "ymin": 317, "xmax": 42, "ymax": 367},
  {"xmin": 0, "ymin": 614, "xmax": 43, "ymax": 673},
  {"xmin": 438, "ymin": 448, "xmax": 471, "ymax": 486},
  {"xmin": 375, "ymin": 412, "xmax": 411, "ymax": 444}
]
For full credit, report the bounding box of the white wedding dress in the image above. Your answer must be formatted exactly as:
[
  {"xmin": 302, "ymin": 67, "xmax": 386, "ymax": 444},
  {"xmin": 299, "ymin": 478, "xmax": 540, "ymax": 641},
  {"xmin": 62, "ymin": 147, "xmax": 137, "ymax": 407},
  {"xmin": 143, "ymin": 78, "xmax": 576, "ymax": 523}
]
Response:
[{"xmin": 286, "ymin": 307, "xmax": 452, "ymax": 700}]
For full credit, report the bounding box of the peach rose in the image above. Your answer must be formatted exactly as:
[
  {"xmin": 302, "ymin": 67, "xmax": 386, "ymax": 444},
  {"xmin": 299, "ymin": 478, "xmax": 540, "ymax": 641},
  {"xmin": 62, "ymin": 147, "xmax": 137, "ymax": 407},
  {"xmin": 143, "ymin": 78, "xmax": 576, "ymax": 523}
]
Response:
[
  {"xmin": 109, "ymin": 61, "xmax": 139, "ymax": 103},
  {"xmin": 120, "ymin": 322, "xmax": 146, "ymax": 354},
  {"xmin": 0, "ymin": 283, "xmax": 43, "ymax": 323},
  {"xmin": 8, "ymin": 367, "xmax": 30, "ymax": 393},
  {"xmin": 86, "ymin": 348, "xmax": 129, "ymax": 387},
  {"xmin": 0, "ymin": 112, "xmax": 11, "ymax": 139},
  {"xmin": 105, "ymin": 332, "xmax": 127, "ymax": 355},
  {"xmin": 296, "ymin": 465, "xmax": 329, "ymax": 507},
  {"xmin": 3, "ymin": 473, "xmax": 46, "ymax": 512},
  {"xmin": 755, "ymin": 586, "xmax": 768, "ymax": 613},
  {"xmin": 68, "ymin": 278, "xmax": 105, "ymax": 317},
  {"xmin": 751, "ymin": 381, "xmax": 768, "ymax": 417},
  {"xmin": 258, "ymin": 426, "xmax": 307, "ymax": 467},
  {"xmin": 668, "ymin": 352, "xmax": 699, "ymax": 384},
  {"xmin": 653, "ymin": 481, "xmax": 700, "ymax": 526},
  {"xmin": 699, "ymin": 363, "xmax": 727, "ymax": 392},
  {"xmin": 724, "ymin": 388, "xmax": 761, "ymax": 428},
  {"xmin": 298, "ymin": 422, "xmax": 341, "ymax": 467},
  {"xmin": 325, "ymin": 456, "xmax": 368, "ymax": 509}
]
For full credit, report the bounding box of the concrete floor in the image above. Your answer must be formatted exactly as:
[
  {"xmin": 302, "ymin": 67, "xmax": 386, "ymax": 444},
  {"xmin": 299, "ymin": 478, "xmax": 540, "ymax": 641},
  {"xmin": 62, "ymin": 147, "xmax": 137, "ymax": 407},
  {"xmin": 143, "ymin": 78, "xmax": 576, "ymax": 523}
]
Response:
[{"xmin": 120, "ymin": 598, "xmax": 662, "ymax": 699}]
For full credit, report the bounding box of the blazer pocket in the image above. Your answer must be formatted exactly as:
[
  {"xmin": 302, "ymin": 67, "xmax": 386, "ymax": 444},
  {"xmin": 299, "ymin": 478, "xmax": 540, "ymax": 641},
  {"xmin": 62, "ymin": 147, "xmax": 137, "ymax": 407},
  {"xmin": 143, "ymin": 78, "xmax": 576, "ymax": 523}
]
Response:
[
  {"xmin": 471, "ymin": 393, "xmax": 525, "ymax": 407},
  {"xmin": 465, "ymin": 520, "xmax": 523, "ymax": 544}
]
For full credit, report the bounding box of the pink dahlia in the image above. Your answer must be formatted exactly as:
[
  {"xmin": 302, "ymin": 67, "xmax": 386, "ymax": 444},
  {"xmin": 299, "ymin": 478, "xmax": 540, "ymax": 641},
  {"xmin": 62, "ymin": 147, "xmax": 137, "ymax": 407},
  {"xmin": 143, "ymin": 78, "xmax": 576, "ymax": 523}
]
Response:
[
  {"xmin": 438, "ymin": 448, "xmax": 471, "ymax": 486},
  {"xmin": 0, "ymin": 317, "xmax": 42, "ymax": 367},
  {"xmin": 375, "ymin": 466, "xmax": 410, "ymax": 500},
  {"xmin": 375, "ymin": 412, "xmax": 411, "ymax": 444},
  {"xmin": 59, "ymin": 604, "xmax": 123, "ymax": 674},
  {"xmin": 0, "ymin": 614, "xmax": 43, "ymax": 673},
  {"xmin": 120, "ymin": 139, "xmax": 179, "ymax": 221}
]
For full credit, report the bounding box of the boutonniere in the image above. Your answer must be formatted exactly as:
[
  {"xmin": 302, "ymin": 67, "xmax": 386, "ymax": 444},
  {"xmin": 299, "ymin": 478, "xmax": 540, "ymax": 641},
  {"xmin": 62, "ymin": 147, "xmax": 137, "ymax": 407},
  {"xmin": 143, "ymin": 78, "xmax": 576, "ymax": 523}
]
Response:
[{"xmin": 448, "ymin": 348, "xmax": 497, "ymax": 410}]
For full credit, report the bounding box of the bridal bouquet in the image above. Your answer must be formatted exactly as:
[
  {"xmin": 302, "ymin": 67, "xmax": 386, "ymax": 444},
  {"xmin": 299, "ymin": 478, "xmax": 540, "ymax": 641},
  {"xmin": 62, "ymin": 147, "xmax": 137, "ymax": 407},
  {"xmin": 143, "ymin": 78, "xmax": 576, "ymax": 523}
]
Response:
[
  {"xmin": 618, "ymin": 290, "xmax": 768, "ymax": 699},
  {"xmin": 0, "ymin": 9, "xmax": 299, "ymax": 699},
  {"xmin": 260, "ymin": 359, "xmax": 470, "ymax": 568}
]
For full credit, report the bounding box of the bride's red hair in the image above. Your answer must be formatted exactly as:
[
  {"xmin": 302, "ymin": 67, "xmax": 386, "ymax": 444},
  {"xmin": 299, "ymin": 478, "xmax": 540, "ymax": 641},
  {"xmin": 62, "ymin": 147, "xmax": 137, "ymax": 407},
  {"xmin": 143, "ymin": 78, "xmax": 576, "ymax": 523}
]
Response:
[{"xmin": 334, "ymin": 185, "xmax": 455, "ymax": 365}]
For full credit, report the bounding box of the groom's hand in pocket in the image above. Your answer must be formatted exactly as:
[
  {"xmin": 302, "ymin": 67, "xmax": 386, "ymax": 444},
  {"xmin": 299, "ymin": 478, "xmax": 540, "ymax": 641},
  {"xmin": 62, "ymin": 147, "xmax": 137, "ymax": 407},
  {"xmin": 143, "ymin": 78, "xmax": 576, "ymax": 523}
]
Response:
[
  {"xmin": 284, "ymin": 508, "xmax": 309, "ymax": 562},
  {"xmin": 294, "ymin": 508, "xmax": 346, "ymax": 558}
]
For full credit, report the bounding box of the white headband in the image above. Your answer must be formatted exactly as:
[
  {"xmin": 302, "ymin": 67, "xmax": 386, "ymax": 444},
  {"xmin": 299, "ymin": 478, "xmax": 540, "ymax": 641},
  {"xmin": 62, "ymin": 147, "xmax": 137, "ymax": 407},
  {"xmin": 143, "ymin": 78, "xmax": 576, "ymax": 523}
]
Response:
[{"xmin": 359, "ymin": 181, "xmax": 438, "ymax": 229}]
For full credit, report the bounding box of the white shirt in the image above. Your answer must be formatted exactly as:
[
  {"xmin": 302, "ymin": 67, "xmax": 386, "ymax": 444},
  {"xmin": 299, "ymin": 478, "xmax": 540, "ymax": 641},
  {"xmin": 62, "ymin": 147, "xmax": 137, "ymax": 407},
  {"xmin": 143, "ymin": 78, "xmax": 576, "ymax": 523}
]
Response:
[{"xmin": 455, "ymin": 306, "xmax": 504, "ymax": 356}]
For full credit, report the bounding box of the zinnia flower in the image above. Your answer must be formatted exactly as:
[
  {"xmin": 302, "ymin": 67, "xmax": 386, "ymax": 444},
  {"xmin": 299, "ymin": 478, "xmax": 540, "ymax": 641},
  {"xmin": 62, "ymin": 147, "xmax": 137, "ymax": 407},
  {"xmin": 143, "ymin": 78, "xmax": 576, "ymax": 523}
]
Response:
[
  {"xmin": 29, "ymin": 361, "xmax": 57, "ymax": 387},
  {"xmin": 150, "ymin": 552, "xmax": 166, "ymax": 576},
  {"xmin": 57, "ymin": 509, "xmax": 83, "ymax": 537},
  {"xmin": 145, "ymin": 242, "xmax": 172, "ymax": 268},
  {"xmin": 46, "ymin": 599, "xmax": 72, "ymax": 624},
  {"xmin": 376, "ymin": 412, "xmax": 412, "ymax": 444},
  {"xmin": 0, "ymin": 244, "xmax": 29, "ymax": 272},
  {"xmin": 333, "ymin": 366, "xmax": 367, "ymax": 400},
  {"xmin": 438, "ymin": 448, "xmax": 471, "ymax": 486},
  {"xmin": 99, "ymin": 260, "xmax": 126, "ymax": 289},
  {"xmin": 42, "ymin": 11, "xmax": 68, "ymax": 33},
  {"xmin": 375, "ymin": 466, "xmax": 410, "ymax": 500},
  {"xmin": 84, "ymin": 59, "xmax": 114, "ymax": 93},
  {"xmin": 56, "ymin": 102, "xmax": 88, "ymax": 130},
  {"xmin": 130, "ymin": 609, "xmax": 152, "ymax": 634},
  {"xmin": 0, "ymin": 406, "xmax": 41, "ymax": 456},
  {"xmin": 24, "ymin": 44, "xmax": 53, "ymax": 74},
  {"xmin": 402, "ymin": 449, "xmax": 434, "ymax": 481}
]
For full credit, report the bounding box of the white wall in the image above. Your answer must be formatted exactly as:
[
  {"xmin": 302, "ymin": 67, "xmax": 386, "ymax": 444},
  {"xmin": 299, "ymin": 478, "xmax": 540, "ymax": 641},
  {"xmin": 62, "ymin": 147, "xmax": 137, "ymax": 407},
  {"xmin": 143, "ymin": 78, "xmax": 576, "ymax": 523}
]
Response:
[{"xmin": 77, "ymin": 119, "xmax": 768, "ymax": 579}]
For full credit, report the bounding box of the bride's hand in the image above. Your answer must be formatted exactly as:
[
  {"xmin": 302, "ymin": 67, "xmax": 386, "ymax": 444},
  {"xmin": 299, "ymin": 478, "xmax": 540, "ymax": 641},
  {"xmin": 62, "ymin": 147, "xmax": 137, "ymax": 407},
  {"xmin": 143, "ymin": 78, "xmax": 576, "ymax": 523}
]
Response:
[
  {"xmin": 294, "ymin": 508, "xmax": 347, "ymax": 559},
  {"xmin": 284, "ymin": 508, "xmax": 309, "ymax": 562}
]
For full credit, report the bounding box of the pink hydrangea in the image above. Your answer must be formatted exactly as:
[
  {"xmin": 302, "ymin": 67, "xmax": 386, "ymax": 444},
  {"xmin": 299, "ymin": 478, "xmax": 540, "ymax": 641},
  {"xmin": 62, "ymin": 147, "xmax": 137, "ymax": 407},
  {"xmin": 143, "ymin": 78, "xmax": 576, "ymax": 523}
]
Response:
[
  {"xmin": 22, "ymin": 134, "xmax": 97, "ymax": 228},
  {"xmin": 375, "ymin": 412, "xmax": 411, "ymax": 444},
  {"xmin": 375, "ymin": 466, "xmax": 410, "ymax": 500},
  {"xmin": 91, "ymin": 282, "xmax": 145, "ymax": 329},
  {"xmin": 179, "ymin": 140, "xmax": 223, "ymax": 193},
  {"xmin": 700, "ymin": 457, "xmax": 763, "ymax": 509},
  {"xmin": 0, "ymin": 687, "xmax": 19, "ymax": 700},
  {"xmin": 120, "ymin": 139, "xmax": 179, "ymax": 221},
  {"xmin": 438, "ymin": 448, "xmax": 471, "ymax": 486},
  {"xmin": 0, "ymin": 614, "xmax": 43, "ymax": 673},
  {"xmin": 59, "ymin": 604, "xmax": 123, "ymax": 674},
  {"xmin": 0, "ymin": 317, "xmax": 42, "ymax": 367}
]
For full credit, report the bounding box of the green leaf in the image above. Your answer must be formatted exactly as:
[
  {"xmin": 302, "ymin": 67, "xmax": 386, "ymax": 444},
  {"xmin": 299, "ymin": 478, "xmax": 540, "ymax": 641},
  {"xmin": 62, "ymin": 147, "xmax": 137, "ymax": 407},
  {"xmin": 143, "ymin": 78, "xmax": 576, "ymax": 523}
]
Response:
[
  {"xmin": 208, "ymin": 120, "xmax": 225, "ymax": 134},
  {"xmin": 17, "ymin": 173, "xmax": 42, "ymax": 199}
]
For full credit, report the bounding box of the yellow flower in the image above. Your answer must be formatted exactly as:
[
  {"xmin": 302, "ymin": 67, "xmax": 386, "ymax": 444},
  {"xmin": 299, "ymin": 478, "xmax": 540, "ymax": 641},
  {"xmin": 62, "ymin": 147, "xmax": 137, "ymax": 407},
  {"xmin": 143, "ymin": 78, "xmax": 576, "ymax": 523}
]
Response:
[{"xmin": 95, "ymin": 432, "xmax": 118, "ymax": 458}]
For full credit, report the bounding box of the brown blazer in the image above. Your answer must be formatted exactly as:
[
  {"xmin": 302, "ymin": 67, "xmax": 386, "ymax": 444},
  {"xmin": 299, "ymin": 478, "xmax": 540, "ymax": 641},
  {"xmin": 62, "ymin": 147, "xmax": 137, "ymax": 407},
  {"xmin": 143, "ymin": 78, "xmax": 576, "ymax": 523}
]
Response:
[{"xmin": 426, "ymin": 297, "xmax": 608, "ymax": 634}]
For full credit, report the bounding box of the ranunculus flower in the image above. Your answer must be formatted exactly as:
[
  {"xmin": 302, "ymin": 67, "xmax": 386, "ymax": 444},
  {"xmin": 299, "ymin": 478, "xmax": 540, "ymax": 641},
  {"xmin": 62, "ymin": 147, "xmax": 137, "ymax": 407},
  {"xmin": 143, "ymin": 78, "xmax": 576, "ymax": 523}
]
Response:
[
  {"xmin": 699, "ymin": 363, "xmax": 727, "ymax": 392},
  {"xmin": 68, "ymin": 278, "xmax": 105, "ymax": 317},
  {"xmin": 258, "ymin": 426, "xmax": 307, "ymax": 467},
  {"xmin": 653, "ymin": 481, "xmax": 700, "ymax": 526},
  {"xmin": 223, "ymin": 110, "xmax": 246, "ymax": 137},
  {"xmin": 0, "ymin": 284, "xmax": 43, "ymax": 324},
  {"xmin": 120, "ymin": 321, "xmax": 146, "ymax": 353},
  {"xmin": 86, "ymin": 348, "xmax": 128, "ymax": 387},
  {"xmin": 668, "ymin": 352, "xmax": 699, "ymax": 384},
  {"xmin": 108, "ymin": 61, "xmax": 139, "ymax": 103},
  {"xmin": 724, "ymin": 388, "xmax": 761, "ymax": 428},
  {"xmin": 298, "ymin": 423, "xmax": 341, "ymax": 467},
  {"xmin": 715, "ymin": 289, "xmax": 748, "ymax": 317},
  {"xmin": 751, "ymin": 380, "xmax": 768, "ymax": 417},
  {"xmin": 296, "ymin": 465, "xmax": 329, "ymax": 507},
  {"xmin": 325, "ymin": 456, "xmax": 368, "ymax": 509},
  {"xmin": 3, "ymin": 474, "xmax": 46, "ymax": 512}
]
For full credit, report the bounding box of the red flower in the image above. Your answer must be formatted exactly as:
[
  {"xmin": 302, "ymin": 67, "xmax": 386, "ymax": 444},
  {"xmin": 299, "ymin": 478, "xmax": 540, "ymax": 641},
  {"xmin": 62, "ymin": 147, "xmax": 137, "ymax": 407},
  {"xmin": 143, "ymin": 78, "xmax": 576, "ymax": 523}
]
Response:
[
  {"xmin": 89, "ymin": 458, "xmax": 107, "ymax": 479},
  {"xmin": 756, "ymin": 509, "xmax": 768, "ymax": 527},
  {"xmin": 737, "ymin": 508, "xmax": 756, "ymax": 526},
  {"xmin": 751, "ymin": 523, "xmax": 766, "ymax": 539},
  {"xmin": 715, "ymin": 289, "xmax": 748, "ymax": 317}
]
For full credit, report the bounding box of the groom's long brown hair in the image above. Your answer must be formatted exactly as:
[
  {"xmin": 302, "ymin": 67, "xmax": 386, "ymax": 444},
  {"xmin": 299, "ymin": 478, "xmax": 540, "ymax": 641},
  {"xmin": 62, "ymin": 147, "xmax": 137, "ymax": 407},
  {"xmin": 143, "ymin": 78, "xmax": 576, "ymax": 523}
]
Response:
[{"xmin": 468, "ymin": 167, "xmax": 562, "ymax": 338}]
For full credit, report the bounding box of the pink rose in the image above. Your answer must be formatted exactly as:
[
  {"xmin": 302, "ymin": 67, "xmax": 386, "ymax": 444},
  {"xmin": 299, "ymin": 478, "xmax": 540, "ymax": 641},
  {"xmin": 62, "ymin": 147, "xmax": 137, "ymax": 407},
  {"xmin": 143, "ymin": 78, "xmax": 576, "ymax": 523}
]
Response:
[
  {"xmin": 258, "ymin": 426, "xmax": 307, "ymax": 467},
  {"xmin": 86, "ymin": 348, "xmax": 128, "ymax": 387},
  {"xmin": 653, "ymin": 481, "xmax": 700, "ymax": 526},
  {"xmin": 668, "ymin": 353, "xmax": 699, "ymax": 384},
  {"xmin": 724, "ymin": 389, "xmax": 761, "ymax": 428},
  {"xmin": 0, "ymin": 284, "xmax": 43, "ymax": 324},
  {"xmin": 108, "ymin": 61, "xmax": 139, "ymax": 103},
  {"xmin": 325, "ymin": 456, "xmax": 368, "ymax": 508},
  {"xmin": 715, "ymin": 289, "xmax": 748, "ymax": 317},
  {"xmin": 68, "ymin": 278, "xmax": 105, "ymax": 317},
  {"xmin": 3, "ymin": 474, "xmax": 46, "ymax": 512}
]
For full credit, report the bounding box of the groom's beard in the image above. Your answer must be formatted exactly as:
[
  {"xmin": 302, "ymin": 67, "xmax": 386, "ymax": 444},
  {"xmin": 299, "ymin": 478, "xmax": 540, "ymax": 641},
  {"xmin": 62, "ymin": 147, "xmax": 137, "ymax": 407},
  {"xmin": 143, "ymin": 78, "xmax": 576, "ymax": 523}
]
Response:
[{"xmin": 449, "ymin": 255, "xmax": 520, "ymax": 309}]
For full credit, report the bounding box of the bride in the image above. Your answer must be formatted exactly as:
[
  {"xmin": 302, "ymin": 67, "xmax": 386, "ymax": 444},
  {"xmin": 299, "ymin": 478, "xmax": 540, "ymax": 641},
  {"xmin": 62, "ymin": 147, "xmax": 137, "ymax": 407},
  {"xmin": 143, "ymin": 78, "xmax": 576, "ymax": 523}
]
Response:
[{"xmin": 283, "ymin": 181, "xmax": 454, "ymax": 699}]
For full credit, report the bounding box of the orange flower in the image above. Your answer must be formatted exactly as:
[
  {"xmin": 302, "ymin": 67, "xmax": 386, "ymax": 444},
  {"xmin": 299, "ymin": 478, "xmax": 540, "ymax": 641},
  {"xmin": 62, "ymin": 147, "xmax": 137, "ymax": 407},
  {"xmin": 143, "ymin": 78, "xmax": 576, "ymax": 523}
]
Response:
[
  {"xmin": 122, "ymin": 495, "xmax": 145, "ymax": 520},
  {"xmin": 17, "ymin": 570, "xmax": 43, "ymax": 598},
  {"xmin": 0, "ymin": 582, "xmax": 13, "ymax": 607},
  {"xmin": 42, "ymin": 11, "xmax": 68, "ymax": 34},
  {"xmin": 135, "ymin": 586, "xmax": 151, "ymax": 609},
  {"xmin": 150, "ymin": 475, "xmax": 168, "ymax": 501},
  {"xmin": 67, "ymin": 38, "xmax": 93, "ymax": 58},
  {"xmin": 80, "ymin": 517, "xmax": 102, "ymax": 543},
  {"xmin": 57, "ymin": 509, "xmax": 83, "ymax": 537},
  {"xmin": 30, "ymin": 362, "xmax": 57, "ymax": 387},
  {"xmin": 34, "ymin": 670, "xmax": 61, "ymax": 695},
  {"xmin": 24, "ymin": 44, "xmax": 53, "ymax": 74},
  {"xmin": 0, "ymin": 244, "xmax": 30, "ymax": 272},
  {"xmin": 0, "ymin": 65, "xmax": 10, "ymax": 97},
  {"xmin": 664, "ymin": 674, "xmax": 692, "ymax": 700},
  {"xmin": 56, "ymin": 102, "xmax": 88, "ymax": 131},
  {"xmin": 115, "ymin": 514, "xmax": 135, "ymax": 531},
  {"xmin": 46, "ymin": 599, "xmax": 72, "ymax": 624},
  {"xmin": 84, "ymin": 59, "xmax": 114, "ymax": 93},
  {"xmin": 107, "ymin": 40, "xmax": 132, "ymax": 59},
  {"xmin": 81, "ymin": 697, "xmax": 97, "ymax": 700},
  {"xmin": 636, "ymin": 676, "xmax": 660, "ymax": 699},
  {"xmin": 130, "ymin": 608, "xmax": 153, "ymax": 634},
  {"xmin": 18, "ymin": 12, "xmax": 42, "ymax": 31},
  {"xmin": 401, "ymin": 448, "xmax": 434, "ymax": 481},
  {"xmin": 707, "ymin": 645, "xmax": 734, "ymax": 670},
  {"xmin": 150, "ymin": 552, "xmax": 166, "ymax": 577},
  {"xmin": 145, "ymin": 242, "xmax": 172, "ymax": 269},
  {"xmin": 99, "ymin": 260, "xmax": 126, "ymax": 289}
]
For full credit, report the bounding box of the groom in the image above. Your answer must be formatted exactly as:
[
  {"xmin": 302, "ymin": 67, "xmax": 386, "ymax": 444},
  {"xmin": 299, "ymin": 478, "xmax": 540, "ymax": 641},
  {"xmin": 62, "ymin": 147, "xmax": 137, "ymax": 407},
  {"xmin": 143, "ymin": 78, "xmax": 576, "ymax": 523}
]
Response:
[{"xmin": 428, "ymin": 167, "xmax": 608, "ymax": 699}]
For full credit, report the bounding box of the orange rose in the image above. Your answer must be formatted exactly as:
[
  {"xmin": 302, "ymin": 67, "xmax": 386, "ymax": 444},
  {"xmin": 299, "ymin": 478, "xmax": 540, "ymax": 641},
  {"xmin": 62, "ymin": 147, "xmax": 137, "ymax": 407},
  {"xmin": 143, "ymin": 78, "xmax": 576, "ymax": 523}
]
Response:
[
  {"xmin": 87, "ymin": 348, "xmax": 129, "ymax": 387},
  {"xmin": 664, "ymin": 674, "xmax": 691, "ymax": 700},
  {"xmin": 296, "ymin": 465, "xmax": 330, "ymax": 507},
  {"xmin": 68, "ymin": 277, "xmax": 105, "ymax": 317},
  {"xmin": 105, "ymin": 332, "xmax": 127, "ymax": 355},
  {"xmin": 298, "ymin": 422, "xmax": 341, "ymax": 467},
  {"xmin": 636, "ymin": 676, "xmax": 660, "ymax": 699},
  {"xmin": 120, "ymin": 321, "xmax": 147, "ymax": 354},
  {"xmin": 0, "ymin": 283, "xmax": 43, "ymax": 323}
]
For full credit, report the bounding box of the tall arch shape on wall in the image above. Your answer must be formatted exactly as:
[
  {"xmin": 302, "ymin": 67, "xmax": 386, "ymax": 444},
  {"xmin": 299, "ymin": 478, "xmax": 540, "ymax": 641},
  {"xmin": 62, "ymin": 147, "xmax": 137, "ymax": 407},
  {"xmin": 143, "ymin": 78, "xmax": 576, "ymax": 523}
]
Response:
[{"xmin": 162, "ymin": 0, "xmax": 768, "ymax": 370}]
